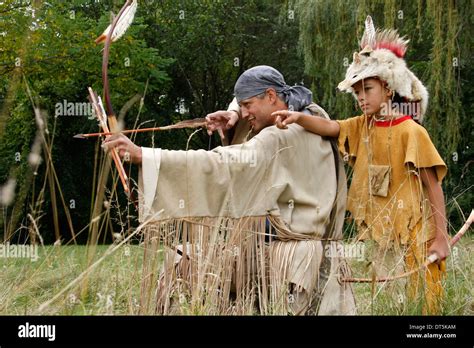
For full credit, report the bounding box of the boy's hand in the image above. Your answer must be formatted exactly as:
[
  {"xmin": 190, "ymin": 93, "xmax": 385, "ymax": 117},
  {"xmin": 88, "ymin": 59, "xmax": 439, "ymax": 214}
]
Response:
[
  {"xmin": 271, "ymin": 110, "xmax": 302, "ymax": 129},
  {"xmin": 428, "ymin": 234, "xmax": 450, "ymax": 262}
]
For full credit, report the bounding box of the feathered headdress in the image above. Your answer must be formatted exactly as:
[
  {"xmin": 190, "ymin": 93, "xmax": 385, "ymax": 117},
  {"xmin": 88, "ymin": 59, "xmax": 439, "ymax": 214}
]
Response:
[{"xmin": 338, "ymin": 16, "xmax": 428, "ymax": 122}]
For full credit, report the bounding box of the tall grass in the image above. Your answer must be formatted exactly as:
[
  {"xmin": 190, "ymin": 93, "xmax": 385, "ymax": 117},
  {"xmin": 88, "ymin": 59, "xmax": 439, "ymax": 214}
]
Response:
[
  {"xmin": 350, "ymin": 237, "xmax": 473, "ymax": 315},
  {"xmin": 0, "ymin": 235, "xmax": 471, "ymax": 315}
]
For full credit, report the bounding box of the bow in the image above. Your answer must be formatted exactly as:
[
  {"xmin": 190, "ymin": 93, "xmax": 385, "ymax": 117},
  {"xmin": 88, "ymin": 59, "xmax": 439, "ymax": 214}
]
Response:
[
  {"xmin": 342, "ymin": 210, "xmax": 473, "ymax": 283},
  {"xmin": 92, "ymin": 0, "xmax": 138, "ymax": 208}
]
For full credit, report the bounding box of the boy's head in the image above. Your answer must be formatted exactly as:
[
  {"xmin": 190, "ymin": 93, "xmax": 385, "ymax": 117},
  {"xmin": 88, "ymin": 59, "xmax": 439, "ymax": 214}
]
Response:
[
  {"xmin": 352, "ymin": 78, "xmax": 392, "ymax": 116},
  {"xmin": 337, "ymin": 16, "xmax": 428, "ymax": 122}
]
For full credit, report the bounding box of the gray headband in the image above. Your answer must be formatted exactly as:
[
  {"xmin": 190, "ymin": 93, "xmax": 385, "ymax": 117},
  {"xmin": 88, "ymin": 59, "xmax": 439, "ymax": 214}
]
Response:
[{"xmin": 234, "ymin": 65, "xmax": 313, "ymax": 111}]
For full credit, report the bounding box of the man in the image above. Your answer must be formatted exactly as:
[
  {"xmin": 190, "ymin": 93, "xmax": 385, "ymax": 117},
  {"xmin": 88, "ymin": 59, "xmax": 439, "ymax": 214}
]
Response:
[{"xmin": 103, "ymin": 65, "xmax": 356, "ymax": 315}]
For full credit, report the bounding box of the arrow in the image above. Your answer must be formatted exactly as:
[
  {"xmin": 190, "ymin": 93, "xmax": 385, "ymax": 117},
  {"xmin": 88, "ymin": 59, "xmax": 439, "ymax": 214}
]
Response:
[{"xmin": 74, "ymin": 118, "xmax": 207, "ymax": 139}]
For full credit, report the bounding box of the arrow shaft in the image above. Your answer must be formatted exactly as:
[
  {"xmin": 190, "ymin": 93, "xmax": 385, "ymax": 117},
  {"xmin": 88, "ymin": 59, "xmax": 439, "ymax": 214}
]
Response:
[{"xmin": 76, "ymin": 120, "xmax": 207, "ymax": 138}]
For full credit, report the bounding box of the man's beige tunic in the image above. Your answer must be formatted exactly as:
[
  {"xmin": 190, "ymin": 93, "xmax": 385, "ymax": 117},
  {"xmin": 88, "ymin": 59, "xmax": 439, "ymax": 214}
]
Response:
[{"xmin": 138, "ymin": 110, "xmax": 356, "ymax": 315}]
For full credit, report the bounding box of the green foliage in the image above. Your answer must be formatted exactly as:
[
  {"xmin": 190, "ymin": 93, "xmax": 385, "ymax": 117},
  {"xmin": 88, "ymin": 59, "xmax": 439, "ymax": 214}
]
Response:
[
  {"xmin": 0, "ymin": 0, "xmax": 173, "ymax": 241},
  {"xmin": 136, "ymin": 0, "xmax": 304, "ymax": 150}
]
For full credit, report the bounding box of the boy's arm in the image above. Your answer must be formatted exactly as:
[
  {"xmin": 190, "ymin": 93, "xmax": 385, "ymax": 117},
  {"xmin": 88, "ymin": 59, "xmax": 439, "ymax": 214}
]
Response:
[
  {"xmin": 420, "ymin": 167, "xmax": 450, "ymax": 261},
  {"xmin": 272, "ymin": 110, "xmax": 340, "ymax": 137}
]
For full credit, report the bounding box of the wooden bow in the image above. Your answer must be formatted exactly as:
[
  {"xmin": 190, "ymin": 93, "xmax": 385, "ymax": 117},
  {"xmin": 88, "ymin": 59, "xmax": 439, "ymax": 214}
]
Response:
[
  {"xmin": 100, "ymin": 0, "xmax": 137, "ymax": 133},
  {"xmin": 90, "ymin": 0, "xmax": 138, "ymax": 209}
]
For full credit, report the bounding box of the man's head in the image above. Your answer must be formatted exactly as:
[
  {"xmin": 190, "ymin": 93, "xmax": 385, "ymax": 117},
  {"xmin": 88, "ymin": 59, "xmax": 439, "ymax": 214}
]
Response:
[
  {"xmin": 234, "ymin": 66, "xmax": 312, "ymax": 133},
  {"xmin": 238, "ymin": 88, "xmax": 286, "ymax": 133}
]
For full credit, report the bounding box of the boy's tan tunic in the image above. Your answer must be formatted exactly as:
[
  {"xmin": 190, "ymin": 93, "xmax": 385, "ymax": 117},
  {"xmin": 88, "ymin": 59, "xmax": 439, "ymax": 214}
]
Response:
[
  {"xmin": 138, "ymin": 110, "xmax": 356, "ymax": 315},
  {"xmin": 336, "ymin": 115, "xmax": 447, "ymax": 247}
]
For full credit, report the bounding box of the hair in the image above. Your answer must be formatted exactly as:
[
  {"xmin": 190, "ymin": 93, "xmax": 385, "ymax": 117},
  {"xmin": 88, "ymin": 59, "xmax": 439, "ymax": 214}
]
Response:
[
  {"xmin": 391, "ymin": 92, "xmax": 405, "ymax": 104},
  {"xmin": 255, "ymin": 89, "xmax": 286, "ymax": 102},
  {"xmin": 391, "ymin": 92, "xmax": 421, "ymax": 122}
]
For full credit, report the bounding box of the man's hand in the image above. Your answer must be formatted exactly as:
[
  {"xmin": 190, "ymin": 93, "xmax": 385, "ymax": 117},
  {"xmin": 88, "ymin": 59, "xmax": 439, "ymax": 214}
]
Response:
[
  {"xmin": 271, "ymin": 110, "xmax": 302, "ymax": 129},
  {"xmin": 205, "ymin": 110, "xmax": 239, "ymax": 140},
  {"xmin": 102, "ymin": 133, "xmax": 142, "ymax": 165}
]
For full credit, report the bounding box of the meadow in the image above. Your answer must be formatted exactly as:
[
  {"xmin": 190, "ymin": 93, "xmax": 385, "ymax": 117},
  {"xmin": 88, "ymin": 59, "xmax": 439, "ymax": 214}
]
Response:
[{"xmin": 1, "ymin": 237, "xmax": 471, "ymax": 315}]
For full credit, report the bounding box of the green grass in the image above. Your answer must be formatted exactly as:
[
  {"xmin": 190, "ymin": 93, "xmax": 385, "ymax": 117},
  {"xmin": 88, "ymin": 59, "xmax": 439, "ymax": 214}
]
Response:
[
  {"xmin": 349, "ymin": 236, "xmax": 474, "ymax": 315},
  {"xmin": 0, "ymin": 237, "xmax": 472, "ymax": 315},
  {"xmin": 0, "ymin": 244, "xmax": 146, "ymax": 315}
]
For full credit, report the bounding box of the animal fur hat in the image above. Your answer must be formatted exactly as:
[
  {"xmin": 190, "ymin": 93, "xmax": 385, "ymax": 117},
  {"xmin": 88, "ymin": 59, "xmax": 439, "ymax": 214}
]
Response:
[{"xmin": 338, "ymin": 16, "xmax": 429, "ymax": 122}]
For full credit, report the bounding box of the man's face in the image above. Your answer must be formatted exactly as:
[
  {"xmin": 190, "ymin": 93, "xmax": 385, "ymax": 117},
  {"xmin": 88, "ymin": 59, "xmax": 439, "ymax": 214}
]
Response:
[{"xmin": 239, "ymin": 90, "xmax": 278, "ymax": 133}]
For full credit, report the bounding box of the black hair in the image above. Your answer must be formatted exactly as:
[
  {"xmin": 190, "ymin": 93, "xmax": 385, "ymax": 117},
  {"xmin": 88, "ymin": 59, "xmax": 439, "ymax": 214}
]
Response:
[{"xmin": 391, "ymin": 92, "xmax": 422, "ymax": 123}]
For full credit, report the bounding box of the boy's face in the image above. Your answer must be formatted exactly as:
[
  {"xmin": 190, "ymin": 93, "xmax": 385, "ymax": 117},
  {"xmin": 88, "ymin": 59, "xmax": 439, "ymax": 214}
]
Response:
[{"xmin": 352, "ymin": 78, "xmax": 390, "ymax": 116}]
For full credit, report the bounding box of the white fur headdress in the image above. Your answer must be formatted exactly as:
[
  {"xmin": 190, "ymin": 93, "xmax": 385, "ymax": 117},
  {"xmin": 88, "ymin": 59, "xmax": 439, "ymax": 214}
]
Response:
[{"xmin": 338, "ymin": 16, "xmax": 429, "ymax": 122}]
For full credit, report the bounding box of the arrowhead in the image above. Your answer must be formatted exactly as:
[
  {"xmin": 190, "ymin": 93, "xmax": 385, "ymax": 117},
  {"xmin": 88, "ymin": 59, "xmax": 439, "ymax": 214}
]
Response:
[
  {"xmin": 95, "ymin": 34, "xmax": 107, "ymax": 44},
  {"xmin": 73, "ymin": 134, "xmax": 86, "ymax": 139}
]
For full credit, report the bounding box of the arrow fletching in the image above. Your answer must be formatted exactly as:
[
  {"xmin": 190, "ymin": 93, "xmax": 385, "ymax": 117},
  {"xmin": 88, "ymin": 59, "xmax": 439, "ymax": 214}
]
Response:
[{"xmin": 95, "ymin": 0, "xmax": 138, "ymax": 44}]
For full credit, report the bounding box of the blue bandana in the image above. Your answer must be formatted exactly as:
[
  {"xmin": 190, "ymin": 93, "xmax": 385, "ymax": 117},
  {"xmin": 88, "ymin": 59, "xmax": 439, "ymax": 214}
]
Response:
[{"xmin": 234, "ymin": 65, "xmax": 313, "ymax": 111}]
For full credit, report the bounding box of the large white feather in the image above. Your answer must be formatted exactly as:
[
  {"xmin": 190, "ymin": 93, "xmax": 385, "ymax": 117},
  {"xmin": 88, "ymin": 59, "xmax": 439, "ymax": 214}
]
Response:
[
  {"xmin": 361, "ymin": 15, "xmax": 376, "ymax": 49},
  {"xmin": 97, "ymin": 0, "xmax": 137, "ymax": 43}
]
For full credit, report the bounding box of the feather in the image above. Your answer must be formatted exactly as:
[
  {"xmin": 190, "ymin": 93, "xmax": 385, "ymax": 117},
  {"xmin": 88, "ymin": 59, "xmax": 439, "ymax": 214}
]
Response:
[
  {"xmin": 360, "ymin": 15, "xmax": 376, "ymax": 49},
  {"xmin": 167, "ymin": 118, "xmax": 207, "ymax": 129},
  {"xmin": 97, "ymin": 96, "xmax": 108, "ymax": 126},
  {"xmin": 95, "ymin": 0, "xmax": 137, "ymax": 44},
  {"xmin": 359, "ymin": 15, "xmax": 409, "ymax": 58}
]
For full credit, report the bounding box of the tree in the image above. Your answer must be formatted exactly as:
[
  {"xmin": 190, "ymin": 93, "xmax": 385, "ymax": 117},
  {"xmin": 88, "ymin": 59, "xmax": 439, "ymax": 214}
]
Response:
[{"xmin": 0, "ymin": 0, "xmax": 172, "ymax": 242}]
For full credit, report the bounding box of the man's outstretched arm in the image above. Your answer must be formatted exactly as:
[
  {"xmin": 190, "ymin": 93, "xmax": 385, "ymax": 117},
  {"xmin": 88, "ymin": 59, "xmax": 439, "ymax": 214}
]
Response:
[{"xmin": 100, "ymin": 131, "xmax": 277, "ymax": 219}]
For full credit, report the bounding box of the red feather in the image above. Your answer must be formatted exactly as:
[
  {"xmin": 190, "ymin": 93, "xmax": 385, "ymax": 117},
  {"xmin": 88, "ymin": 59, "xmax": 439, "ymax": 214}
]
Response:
[{"xmin": 375, "ymin": 42, "xmax": 406, "ymax": 58}]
